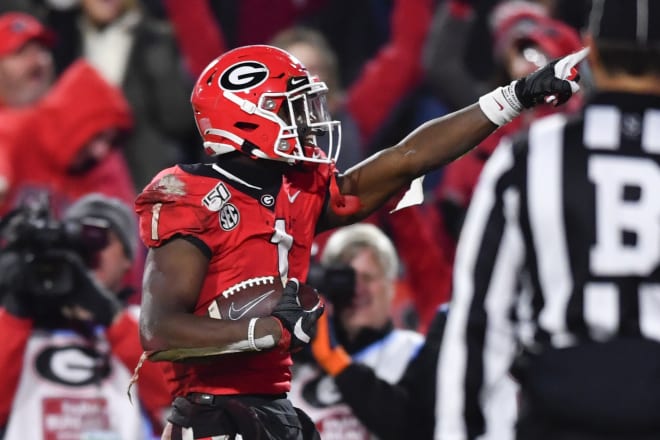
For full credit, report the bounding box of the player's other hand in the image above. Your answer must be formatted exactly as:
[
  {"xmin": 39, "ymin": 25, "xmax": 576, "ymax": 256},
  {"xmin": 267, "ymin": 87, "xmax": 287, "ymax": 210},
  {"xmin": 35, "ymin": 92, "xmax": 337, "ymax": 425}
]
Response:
[{"xmin": 271, "ymin": 278, "xmax": 325, "ymax": 351}]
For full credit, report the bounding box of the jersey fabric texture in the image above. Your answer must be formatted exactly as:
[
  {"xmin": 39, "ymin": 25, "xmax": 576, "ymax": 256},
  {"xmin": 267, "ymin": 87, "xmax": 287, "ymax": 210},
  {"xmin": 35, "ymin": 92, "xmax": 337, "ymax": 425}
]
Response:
[
  {"xmin": 134, "ymin": 155, "xmax": 332, "ymax": 398},
  {"xmin": 436, "ymin": 92, "xmax": 660, "ymax": 439}
]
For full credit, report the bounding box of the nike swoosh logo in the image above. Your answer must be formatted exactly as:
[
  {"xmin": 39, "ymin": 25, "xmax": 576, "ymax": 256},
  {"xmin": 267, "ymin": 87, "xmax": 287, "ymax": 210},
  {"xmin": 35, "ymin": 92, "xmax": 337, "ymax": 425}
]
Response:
[
  {"xmin": 287, "ymin": 190, "xmax": 301, "ymax": 203},
  {"xmin": 228, "ymin": 290, "xmax": 274, "ymax": 320},
  {"xmin": 290, "ymin": 77, "xmax": 306, "ymax": 86},
  {"xmin": 293, "ymin": 318, "xmax": 310, "ymax": 343},
  {"xmin": 493, "ymin": 98, "xmax": 504, "ymax": 111}
]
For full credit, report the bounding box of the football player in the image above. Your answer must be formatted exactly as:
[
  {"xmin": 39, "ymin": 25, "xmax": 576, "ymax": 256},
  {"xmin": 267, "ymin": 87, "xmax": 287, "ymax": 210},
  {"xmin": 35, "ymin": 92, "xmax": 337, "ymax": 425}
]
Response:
[{"xmin": 134, "ymin": 44, "xmax": 587, "ymax": 439}]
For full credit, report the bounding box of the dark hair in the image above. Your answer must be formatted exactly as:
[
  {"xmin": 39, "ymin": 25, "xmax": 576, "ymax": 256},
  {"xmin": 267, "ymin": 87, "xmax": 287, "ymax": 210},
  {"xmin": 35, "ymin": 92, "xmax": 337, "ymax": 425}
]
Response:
[{"xmin": 595, "ymin": 41, "xmax": 660, "ymax": 76}]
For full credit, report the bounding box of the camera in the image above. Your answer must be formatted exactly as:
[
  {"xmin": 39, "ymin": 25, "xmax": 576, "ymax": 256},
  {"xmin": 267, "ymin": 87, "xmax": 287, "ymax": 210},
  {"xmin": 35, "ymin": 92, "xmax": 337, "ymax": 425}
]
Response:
[
  {"xmin": 0, "ymin": 195, "xmax": 109, "ymax": 301},
  {"xmin": 306, "ymin": 262, "xmax": 356, "ymax": 310}
]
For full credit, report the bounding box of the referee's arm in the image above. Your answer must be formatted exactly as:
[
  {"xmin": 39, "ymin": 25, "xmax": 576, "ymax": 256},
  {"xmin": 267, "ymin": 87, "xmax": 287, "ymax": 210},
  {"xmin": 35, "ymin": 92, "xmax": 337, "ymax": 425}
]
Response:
[{"xmin": 435, "ymin": 139, "xmax": 523, "ymax": 440}]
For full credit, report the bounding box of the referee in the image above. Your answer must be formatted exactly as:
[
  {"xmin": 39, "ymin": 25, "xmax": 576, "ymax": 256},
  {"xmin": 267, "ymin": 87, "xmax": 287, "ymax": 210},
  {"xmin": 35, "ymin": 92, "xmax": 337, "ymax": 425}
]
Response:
[{"xmin": 435, "ymin": 1, "xmax": 660, "ymax": 439}]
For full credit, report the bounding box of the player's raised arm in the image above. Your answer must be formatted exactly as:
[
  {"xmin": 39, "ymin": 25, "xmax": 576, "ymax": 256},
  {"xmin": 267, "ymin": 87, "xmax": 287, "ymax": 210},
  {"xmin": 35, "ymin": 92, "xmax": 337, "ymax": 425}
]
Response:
[{"xmin": 318, "ymin": 48, "xmax": 588, "ymax": 230}]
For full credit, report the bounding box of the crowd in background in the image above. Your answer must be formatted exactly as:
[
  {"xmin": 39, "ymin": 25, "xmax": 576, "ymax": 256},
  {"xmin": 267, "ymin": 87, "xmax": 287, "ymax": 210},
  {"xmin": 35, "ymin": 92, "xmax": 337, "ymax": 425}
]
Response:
[
  {"xmin": 0, "ymin": 0, "xmax": 592, "ymax": 324},
  {"xmin": 0, "ymin": 0, "xmax": 627, "ymax": 438}
]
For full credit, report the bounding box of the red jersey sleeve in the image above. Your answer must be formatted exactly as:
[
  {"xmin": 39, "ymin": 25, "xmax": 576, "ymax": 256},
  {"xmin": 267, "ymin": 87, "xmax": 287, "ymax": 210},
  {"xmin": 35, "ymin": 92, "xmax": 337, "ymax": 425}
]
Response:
[{"xmin": 134, "ymin": 167, "xmax": 211, "ymax": 250}]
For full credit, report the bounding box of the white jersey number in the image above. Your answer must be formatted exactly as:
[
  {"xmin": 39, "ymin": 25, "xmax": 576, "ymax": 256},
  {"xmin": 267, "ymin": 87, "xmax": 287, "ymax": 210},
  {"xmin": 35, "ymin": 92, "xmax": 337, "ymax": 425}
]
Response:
[
  {"xmin": 589, "ymin": 156, "xmax": 660, "ymax": 276},
  {"xmin": 270, "ymin": 219, "xmax": 293, "ymax": 282}
]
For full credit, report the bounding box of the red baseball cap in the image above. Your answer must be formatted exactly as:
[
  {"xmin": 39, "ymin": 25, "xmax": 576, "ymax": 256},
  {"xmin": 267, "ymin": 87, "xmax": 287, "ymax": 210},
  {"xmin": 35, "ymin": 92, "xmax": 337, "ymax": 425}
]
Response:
[
  {"xmin": 493, "ymin": 11, "xmax": 581, "ymax": 61},
  {"xmin": 0, "ymin": 12, "xmax": 55, "ymax": 56}
]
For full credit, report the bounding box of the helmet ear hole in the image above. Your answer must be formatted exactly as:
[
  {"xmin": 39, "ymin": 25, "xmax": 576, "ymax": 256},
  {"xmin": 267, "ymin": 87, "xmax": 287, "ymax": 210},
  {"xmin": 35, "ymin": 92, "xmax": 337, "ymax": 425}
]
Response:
[
  {"xmin": 206, "ymin": 71, "xmax": 217, "ymax": 86},
  {"xmin": 234, "ymin": 122, "xmax": 258, "ymax": 132}
]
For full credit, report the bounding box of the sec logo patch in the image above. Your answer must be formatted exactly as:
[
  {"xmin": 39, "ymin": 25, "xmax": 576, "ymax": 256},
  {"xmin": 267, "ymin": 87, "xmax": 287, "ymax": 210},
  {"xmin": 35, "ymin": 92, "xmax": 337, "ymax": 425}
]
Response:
[{"xmin": 219, "ymin": 203, "xmax": 240, "ymax": 231}]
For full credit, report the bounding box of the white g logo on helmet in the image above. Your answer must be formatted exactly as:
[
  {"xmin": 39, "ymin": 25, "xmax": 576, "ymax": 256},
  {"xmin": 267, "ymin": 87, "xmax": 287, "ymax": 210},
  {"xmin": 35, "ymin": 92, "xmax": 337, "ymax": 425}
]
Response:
[{"xmin": 219, "ymin": 61, "xmax": 269, "ymax": 91}]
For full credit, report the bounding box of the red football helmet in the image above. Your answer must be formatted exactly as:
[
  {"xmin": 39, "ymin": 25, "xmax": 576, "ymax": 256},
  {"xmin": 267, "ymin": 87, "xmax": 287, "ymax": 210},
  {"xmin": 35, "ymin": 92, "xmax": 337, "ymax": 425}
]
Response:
[{"xmin": 191, "ymin": 45, "xmax": 341, "ymax": 164}]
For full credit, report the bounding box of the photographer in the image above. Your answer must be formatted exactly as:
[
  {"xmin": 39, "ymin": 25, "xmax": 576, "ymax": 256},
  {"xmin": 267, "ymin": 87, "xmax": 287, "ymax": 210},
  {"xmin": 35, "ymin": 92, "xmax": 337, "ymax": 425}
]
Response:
[
  {"xmin": 0, "ymin": 193, "xmax": 170, "ymax": 440},
  {"xmin": 289, "ymin": 223, "xmax": 425, "ymax": 439}
]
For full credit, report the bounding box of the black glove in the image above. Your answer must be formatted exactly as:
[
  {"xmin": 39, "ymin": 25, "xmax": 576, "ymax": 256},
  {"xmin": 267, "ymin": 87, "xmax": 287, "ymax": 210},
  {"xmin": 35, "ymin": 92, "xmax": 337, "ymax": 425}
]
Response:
[
  {"xmin": 479, "ymin": 48, "xmax": 588, "ymax": 126},
  {"xmin": 271, "ymin": 279, "xmax": 325, "ymax": 351},
  {"xmin": 515, "ymin": 47, "xmax": 588, "ymax": 108},
  {"xmin": 50, "ymin": 250, "xmax": 123, "ymax": 327}
]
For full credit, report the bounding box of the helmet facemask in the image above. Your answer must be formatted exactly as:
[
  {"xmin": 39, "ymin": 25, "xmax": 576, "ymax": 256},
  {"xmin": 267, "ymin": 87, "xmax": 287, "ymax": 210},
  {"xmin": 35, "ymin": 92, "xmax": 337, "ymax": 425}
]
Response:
[{"xmin": 261, "ymin": 78, "xmax": 341, "ymax": 164}]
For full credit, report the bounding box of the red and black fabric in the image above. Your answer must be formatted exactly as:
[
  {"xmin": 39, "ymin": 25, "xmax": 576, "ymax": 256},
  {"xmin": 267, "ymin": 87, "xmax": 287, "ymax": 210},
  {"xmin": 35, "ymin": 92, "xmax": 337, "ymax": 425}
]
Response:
[{"xmin": 134, "ymin": 156, "xmax": 332, "ymax": 397}]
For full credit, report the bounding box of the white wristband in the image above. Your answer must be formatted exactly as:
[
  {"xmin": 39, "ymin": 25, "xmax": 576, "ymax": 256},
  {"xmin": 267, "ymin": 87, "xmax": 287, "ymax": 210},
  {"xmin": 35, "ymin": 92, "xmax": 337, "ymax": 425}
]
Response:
[
  {"xmin": 248, "ymin": 317, "xmax": 261, "ymax": 351},
  {"xmin": 478, "ymin": 81, "xmax": 523, "ymax": 126}
]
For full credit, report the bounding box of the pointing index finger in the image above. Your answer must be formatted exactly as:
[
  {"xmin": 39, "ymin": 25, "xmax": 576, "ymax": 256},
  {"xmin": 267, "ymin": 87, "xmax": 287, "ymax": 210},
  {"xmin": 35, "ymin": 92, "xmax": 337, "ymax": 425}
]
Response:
[{"xmin": 554, "ymin": 47, "xmax": 590, "ymax": 80}]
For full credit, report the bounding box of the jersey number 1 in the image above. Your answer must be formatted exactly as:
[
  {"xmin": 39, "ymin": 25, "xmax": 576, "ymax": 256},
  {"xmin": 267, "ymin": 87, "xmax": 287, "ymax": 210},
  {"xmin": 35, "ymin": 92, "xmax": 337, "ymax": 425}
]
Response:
[{"xmin": 270, "ymin": 219, "xmax": 293, "ymax": 282}]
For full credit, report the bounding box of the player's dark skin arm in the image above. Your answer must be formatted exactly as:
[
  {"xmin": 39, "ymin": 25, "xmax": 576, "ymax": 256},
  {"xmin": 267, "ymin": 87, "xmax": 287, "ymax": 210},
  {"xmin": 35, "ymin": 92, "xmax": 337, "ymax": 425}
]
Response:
[
  {"xmin": 141, "ymin": 106, "xmax": 495, "ymax": 358},
  {"xmin": 140, "ymin": 238, "xmax": 283, "ymax": 358},
  {"xmin": 319, "ymin": 104, "xmax": 496, "ymax": 230}
]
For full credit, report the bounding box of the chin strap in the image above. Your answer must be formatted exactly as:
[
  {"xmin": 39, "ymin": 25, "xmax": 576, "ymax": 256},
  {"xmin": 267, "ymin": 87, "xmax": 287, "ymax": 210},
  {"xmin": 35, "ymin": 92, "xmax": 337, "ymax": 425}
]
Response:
[{"xmin": 328, "ymin": 163, "xmax": 361, "ymax": 216}]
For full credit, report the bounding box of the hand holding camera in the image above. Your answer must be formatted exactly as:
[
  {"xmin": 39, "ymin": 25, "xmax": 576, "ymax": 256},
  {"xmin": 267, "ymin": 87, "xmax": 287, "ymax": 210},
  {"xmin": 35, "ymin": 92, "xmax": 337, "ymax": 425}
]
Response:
[{"xmin": 52, "ymin": 250, "xmax": 122, "ymax": 327}]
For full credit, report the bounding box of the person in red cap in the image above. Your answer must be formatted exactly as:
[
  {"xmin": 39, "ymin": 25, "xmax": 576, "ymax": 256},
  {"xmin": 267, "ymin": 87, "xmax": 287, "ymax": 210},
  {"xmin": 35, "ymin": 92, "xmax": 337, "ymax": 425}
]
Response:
[
  {"xmin": 0, "ymin": 12, "xmax": 55, "ymax": 108},
  {"xmin": 0, "ymin": 12, "xmax": 57, "ymax": 204},
  {"xmin": 0, "ymin": 59, "xmax": 135, "ymax": 217},
  {"xmin": 0, "ymin": 12, "xmax": 144, "ymax": 300}
]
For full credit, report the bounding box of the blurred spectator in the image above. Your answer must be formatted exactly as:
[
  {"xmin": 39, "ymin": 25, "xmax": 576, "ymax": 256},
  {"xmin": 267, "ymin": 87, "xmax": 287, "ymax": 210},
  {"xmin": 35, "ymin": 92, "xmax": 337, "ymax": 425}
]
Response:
[
  {"xmin": 270, "ymin": 26, "xmax": 364, "ymax": 171},
  {"xmin": 423, "ymin": 0, "xmax": 583, "ymax": 256},
  {"xmin": 159, "ymin": 0, "xmax": 226, "ymax": 78},
  {"xmin": 290, "ymin": 223, "xmax": 425, "ymax": 438},
  {"xmin": 49, "ymin": 0, "xmax": 197, "ymax": 190},
  {"xmin": 0, "ymin": 11, "xmax": 55, "ymax": 109},
  {"xmin": 0, "ymin": 59, "xmax": 145, "ymax": 296},
  {"xmin": 0, "ymin": 11, "xmax": 135, "ymax": 212},
  {"xmin": 307, "ymin": 305, "xmax": 508, "ymax": 439},
  {"xmin": 0, "ymin": 193, "xmax": 170, "ymax": 440},
  {"xmin": 0, "ymin": 60, "xmax": 134, "ymax": 216}
]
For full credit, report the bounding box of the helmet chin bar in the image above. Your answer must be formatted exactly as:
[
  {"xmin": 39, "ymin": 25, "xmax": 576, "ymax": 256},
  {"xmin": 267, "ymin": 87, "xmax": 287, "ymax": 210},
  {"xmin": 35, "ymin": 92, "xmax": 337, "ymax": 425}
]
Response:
[{"xmin": 273, "ymin": 121, "xmax": 341, "ymax": 164}]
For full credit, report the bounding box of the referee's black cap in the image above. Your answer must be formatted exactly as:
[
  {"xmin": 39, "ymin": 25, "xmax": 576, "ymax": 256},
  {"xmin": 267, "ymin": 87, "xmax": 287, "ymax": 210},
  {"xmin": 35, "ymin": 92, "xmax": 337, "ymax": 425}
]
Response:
[{"xmin": 588, "ymin": 0, "xmax": 660, "ymax": 46}]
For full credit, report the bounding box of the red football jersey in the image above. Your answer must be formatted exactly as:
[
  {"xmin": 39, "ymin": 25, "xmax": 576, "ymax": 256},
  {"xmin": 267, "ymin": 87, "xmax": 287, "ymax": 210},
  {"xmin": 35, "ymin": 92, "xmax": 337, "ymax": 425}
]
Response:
[{"xmin": 135, "ymin": 158, "xmax": 331, "ymax": 397}]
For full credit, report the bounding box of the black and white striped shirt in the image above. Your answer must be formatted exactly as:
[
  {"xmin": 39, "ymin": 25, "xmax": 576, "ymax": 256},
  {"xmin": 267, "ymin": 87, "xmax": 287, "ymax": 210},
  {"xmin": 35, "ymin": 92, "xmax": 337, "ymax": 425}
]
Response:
[{"xmin": 435, "ymin": 92, "xmax": 660, "ymax": 439}]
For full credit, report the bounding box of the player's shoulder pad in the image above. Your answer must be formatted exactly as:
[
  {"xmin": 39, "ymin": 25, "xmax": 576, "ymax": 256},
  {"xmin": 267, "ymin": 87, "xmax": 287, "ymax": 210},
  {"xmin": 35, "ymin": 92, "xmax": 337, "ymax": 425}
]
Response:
[{"xmin": 135, "ymin": 165, "xmax": 217, "ymax": 248}]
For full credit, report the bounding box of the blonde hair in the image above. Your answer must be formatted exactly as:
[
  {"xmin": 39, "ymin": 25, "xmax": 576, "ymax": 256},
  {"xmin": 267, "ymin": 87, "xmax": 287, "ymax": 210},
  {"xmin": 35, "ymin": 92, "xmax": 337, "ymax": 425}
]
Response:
[
  {"xmin": 321, "ymin": 223, "xmax": 399, "ymax": 280},
  {"xmin": 269, "ymin": 26, "xmax": 341, "ymax": 94}
]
